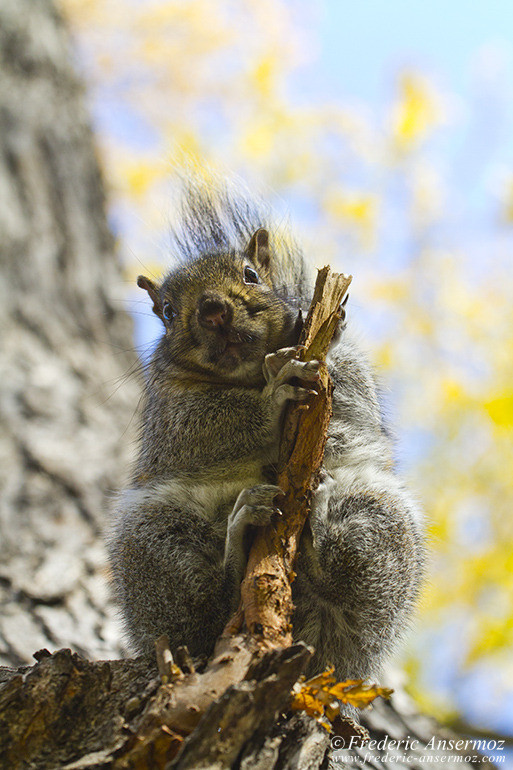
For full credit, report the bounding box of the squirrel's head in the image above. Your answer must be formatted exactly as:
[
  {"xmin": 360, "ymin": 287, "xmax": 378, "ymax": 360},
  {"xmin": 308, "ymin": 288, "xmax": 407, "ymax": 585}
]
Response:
[{"xmin": 138, "ymin": 229, "xmax": 302, "ymax": 384}]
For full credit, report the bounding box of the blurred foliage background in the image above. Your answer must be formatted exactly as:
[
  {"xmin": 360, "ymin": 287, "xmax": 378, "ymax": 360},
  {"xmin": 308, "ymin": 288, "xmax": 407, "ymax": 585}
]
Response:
[{"xmin": 60, "ymin": 0, "xmax": 513, "ymax": 735}]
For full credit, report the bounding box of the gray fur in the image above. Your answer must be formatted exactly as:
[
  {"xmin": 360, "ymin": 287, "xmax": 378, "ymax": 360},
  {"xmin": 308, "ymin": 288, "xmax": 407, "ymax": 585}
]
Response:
[
  {"xmin": 170, "ymin": 176, "xmax": 311, "ymax": 308},
  {"xmin": 108, "ymin": 186, "xmax": 424, "ymax": 682}
]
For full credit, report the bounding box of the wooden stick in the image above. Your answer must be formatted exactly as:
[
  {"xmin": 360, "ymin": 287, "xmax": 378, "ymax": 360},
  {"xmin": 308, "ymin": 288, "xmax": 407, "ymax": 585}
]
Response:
[
  {"xmin": 155, "ymin": 634, "xmax": 181, "ymax": 684},
  {"xmin": 239, "ymin": 267, "xmax": 352, "ymax": 647}
]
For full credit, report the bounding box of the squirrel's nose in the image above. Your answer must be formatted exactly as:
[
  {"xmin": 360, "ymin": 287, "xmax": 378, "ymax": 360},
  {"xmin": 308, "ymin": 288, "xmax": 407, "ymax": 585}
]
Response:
[{"xmin": 198, "ymin": 296, "xmax": 230, "ymax": 329}]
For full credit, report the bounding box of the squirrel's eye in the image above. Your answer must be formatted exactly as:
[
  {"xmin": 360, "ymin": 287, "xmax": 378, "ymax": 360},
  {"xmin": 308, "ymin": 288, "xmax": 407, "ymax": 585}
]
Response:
[
  {"xmin": 162, "ymin": 301, "xmax": 175, "ymax": 322},
  {"xmin": 244, "ymin": 266, "xmax": 260, "ymax": 285}
]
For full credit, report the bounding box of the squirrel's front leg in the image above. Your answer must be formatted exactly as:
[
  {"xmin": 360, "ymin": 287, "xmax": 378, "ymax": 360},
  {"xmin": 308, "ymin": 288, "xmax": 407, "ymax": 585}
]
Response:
[
  {"xmin": 260, "ymin": 345, "xmax": 320, "ymax": 452},
  {"xmin": 224, "ymin": 484, "xmax": 283, "ymax": 601},
  {"xmin": 262, "ymin": 346, "xmax": 320, "ymax": 411},
  {"xmin": 224, "ymin": 348, "xmax": 320, "ymax": 601}
]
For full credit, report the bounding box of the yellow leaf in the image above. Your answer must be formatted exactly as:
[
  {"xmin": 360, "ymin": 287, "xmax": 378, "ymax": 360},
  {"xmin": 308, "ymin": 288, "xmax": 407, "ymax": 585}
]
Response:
[
  {"xmin": 484, "ymin": 394, "xmax": 513, "ymax": 428},
  {"xmin": 243, "ymin": 122, "xmax": 275, "ymax": 157},
  {"xmin": 466, "ymin": 615, "xmax": 513, "ymax": 665},
  {"xmin": 443, "ymin": 379, "xmax": 466, "ymax": 404},
  {"xmin": 329, "ymin": 680, "xmax": 394, "ymax": 709},
  {"xmin": 290, "ymin": 669, "xmax": 392, "ymax": 730},
  {"xmin": 391, "ymin": 73, "xmax": 441, "ymax": 151},
  {"xmin": 251, "ymin": 54, "xmax": 276, "ymax": 98},
  {"xmin": 119, "ymin": 160, "xmax": 162, "ymax": 198},
  {"xmin": 326, "ymin": 191, "xmax": 377, "ymax": 228},
  {"xmin": 325, "ymin": 189, "xmax": 378, "ymax": 249}
]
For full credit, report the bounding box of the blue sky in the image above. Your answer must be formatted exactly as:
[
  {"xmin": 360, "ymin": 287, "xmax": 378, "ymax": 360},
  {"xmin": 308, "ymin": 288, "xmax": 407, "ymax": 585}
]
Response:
[{"xmin": 319, "ymin": 0, "xmax": 513, "ymax": 104}]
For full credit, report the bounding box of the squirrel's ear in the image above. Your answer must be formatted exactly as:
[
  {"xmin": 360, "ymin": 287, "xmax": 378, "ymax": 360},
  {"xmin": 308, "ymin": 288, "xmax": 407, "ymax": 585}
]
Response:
[
  {"xmin": 246, "ymin": 228, "xmax": 270, "ymax": 270},
  {"xmin": 137, "ymin": 275, "xmax": 163, "ymax": 319}
]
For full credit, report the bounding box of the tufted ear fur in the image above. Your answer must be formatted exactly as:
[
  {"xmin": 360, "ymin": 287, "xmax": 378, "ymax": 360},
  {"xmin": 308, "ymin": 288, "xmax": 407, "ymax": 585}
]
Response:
[
  {"xmin": 246, "ymin": 228, "xmax": 270, "ymax": 270},
  {"xmin": 137, "ymin": 275, "xmax": 163, "ymax": 319}
]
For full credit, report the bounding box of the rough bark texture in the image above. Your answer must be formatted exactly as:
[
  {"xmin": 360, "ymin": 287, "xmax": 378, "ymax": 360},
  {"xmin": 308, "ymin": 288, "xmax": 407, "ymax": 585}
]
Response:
[
  {"xmin": 0, "ymin": 2, "xmax": 498, "ymax": 768},
  {"xmin": 238, "ymin": 268, "xmax": 352, "ymax": 647},
  {"xmin": 0, "ymin": 651, "xmax": 495, "ymax": 769},
  {"xmin": 0, "ymin": 0, "xmax": 138, "ymax": 666}
]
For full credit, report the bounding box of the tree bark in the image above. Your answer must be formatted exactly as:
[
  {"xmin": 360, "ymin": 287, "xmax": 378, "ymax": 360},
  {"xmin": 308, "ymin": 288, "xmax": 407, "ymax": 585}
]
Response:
[
  {"xmin": 0, "ymin": 651, "xmax": 495, "ymax": 769},
  {"xmin": 0, "ymin": 0, "xmax": 139, "ymax": 666},
  {"xmin": 237, "ymin": 268, "xmax": 352, "ymax": 647},
  {"xmin": 0, "ymin": 1, "xmax": 497, "ymax": 768}
]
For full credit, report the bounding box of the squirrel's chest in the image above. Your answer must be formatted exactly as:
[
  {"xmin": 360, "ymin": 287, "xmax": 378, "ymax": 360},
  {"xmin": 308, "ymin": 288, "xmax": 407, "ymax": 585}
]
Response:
[{"xmin": 158, "ymin": 459, "xmax": 265, "ymax": 525}]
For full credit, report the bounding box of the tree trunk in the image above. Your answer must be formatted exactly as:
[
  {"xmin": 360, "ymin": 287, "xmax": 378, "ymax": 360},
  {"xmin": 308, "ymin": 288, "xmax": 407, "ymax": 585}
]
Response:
[
  {"xmin": 0, "ymin": 2, "xmax": 497, "ymax": 768},
  {"xmin": 0, "ymin": 0, "xmax": 138, "ymax": 666}
]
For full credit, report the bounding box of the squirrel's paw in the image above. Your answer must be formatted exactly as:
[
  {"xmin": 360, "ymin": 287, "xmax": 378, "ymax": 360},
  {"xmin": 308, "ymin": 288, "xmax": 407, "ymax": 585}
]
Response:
[
  {"xmin": 264, "ymin": 345, "xmax": 303, "ymax": 380},
  {"xmin": 264, "ymin": 345, "xmax": 320, "ymax": 381},
  {"xmin": 273, "ymin": 357, "xmax": 321, "ymax": 386},
  {"xmin": 229, "ymin": 484, "xmax": 283, "ymax": 529},
  {"xmin": 263, "ymin": 347, "xmax": 320, "ymax": 409},
  {"xmin": 225, "ymin": 485, "xmax": 283, "ymax": 587}
]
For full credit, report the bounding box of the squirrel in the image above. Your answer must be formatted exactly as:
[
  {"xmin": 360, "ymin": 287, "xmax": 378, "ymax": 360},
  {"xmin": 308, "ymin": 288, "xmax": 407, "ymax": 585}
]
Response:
[{"xmin": 108, "ymin": 181, "xmax": 425, "ymax": 682}]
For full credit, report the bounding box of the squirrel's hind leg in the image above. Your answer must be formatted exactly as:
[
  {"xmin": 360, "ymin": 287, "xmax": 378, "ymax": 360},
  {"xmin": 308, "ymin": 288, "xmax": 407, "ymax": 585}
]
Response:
[
  {"xmin": 108, "ymin": 498, "xmax": 233, "ymax": 660},
  {"xmin": 293, "ymin": 474, "xmax": 424, "ymax": 680}
]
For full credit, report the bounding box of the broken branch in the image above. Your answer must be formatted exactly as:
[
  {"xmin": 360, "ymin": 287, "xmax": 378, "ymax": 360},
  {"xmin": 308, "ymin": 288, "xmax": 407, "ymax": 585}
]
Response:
[{"xmin": 239, "ymin": 267, "xmax": 352, "ymax": 647}]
